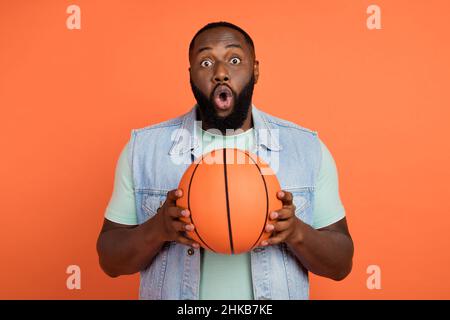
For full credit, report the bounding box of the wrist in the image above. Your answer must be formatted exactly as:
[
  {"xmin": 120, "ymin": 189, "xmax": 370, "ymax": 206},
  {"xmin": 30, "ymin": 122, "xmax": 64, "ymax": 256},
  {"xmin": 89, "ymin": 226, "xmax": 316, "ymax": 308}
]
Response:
[
  {"xmin": 142, "ymin": 213, "xmax": 167, "ymax": 246},
  {"xmin": 286, "ymin": 218, "xmax": 305, "ymax": 248}
]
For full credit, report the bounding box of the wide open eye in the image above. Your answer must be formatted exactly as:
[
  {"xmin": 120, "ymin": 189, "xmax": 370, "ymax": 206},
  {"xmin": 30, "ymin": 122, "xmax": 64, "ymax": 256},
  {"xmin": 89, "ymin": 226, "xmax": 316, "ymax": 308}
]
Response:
[
  {"xmin": 230, "ymin": 57, "xmax": 241, "ymax": 65},
  {"xmin": 200, "ymin": 59, "xmax": 213, "ymax": 68}
]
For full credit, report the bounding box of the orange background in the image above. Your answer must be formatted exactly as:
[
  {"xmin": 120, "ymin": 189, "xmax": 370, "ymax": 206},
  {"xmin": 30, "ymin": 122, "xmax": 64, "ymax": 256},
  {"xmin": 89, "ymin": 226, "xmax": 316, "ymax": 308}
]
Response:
[{"xmin": 1, "ymin": 0, "xmax": 449, "ymax": 299}]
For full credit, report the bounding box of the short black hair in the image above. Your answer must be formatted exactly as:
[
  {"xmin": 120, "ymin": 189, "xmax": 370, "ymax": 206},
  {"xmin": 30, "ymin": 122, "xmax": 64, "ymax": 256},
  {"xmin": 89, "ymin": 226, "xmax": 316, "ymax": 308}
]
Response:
[{"xmin": 189, "ymin": 21, "xmax": 255, "ymax": 58}]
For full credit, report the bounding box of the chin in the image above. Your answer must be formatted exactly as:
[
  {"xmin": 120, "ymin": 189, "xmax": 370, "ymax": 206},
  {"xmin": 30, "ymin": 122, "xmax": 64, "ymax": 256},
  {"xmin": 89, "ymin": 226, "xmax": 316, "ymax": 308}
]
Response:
[{"xmin": 214, "ymin": 105, "xmax": 235, "ymax": 118}]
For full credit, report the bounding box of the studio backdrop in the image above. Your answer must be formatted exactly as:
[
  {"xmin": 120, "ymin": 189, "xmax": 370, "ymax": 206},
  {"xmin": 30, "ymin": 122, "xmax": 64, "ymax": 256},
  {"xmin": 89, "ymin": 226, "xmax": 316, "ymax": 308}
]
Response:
[{"xmin": 0, "ymin": 0, "xmax": 449, "ymax": 299}]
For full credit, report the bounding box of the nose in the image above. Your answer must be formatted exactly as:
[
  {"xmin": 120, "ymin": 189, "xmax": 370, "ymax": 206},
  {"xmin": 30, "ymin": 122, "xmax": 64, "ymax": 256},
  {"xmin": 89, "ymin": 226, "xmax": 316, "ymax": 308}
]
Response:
[{"xmin": 212, "ymin": 61, "xmax": 230, "ymax": 84}]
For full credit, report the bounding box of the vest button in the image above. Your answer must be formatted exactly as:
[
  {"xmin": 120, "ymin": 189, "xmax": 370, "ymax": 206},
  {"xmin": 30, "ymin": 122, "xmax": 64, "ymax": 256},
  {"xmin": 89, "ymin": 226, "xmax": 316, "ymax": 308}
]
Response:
[{"xmin": 187, "ymin": 248, "xmax": 195, "ymax": 256}]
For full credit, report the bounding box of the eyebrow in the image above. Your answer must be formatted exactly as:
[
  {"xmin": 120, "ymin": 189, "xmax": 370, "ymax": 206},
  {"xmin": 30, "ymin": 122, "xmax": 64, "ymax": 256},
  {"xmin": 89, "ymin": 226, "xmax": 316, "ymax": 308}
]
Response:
[{"xmin": 196, "ymin": 43, "xmax": 244, "ymax": 54}]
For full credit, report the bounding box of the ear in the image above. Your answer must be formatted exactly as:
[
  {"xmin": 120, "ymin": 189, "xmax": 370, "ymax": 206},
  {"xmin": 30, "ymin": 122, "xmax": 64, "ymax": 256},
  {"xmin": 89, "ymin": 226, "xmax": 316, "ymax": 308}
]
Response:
[{"xmin": 253, "ymin": 60, "xmax": 259, "ymax": 84}]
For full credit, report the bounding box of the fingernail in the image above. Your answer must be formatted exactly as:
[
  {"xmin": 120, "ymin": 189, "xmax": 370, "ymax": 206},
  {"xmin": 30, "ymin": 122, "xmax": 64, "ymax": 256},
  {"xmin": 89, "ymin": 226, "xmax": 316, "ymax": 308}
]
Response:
[
  {"xmin": 278, "ymin": 191, "xmax": 285, "ymax": 198},
  {"xmin": 266, "ymin": 224, "xmax": 274, "ymax": 232},
  {"xmin": 185, "ymin": 224, "xmax": 194, "ymax": 231},
  {"xmin": 271, "ymin": 211, "xmax": 278, "ymax": 219},
  {"xmin": 176, "ymin": 189, "xmax": 182, "ymax": 197},
  {"xmin": 181, "ymin": 210, "xmax": 189, "ymax": 217},
  {"xmin": 261, "ymin": 240, "xmax": 268, "ymax": 246},
  {"xmin": 193, "ymin": 243, "xmax": 200, "ymax": 249}
]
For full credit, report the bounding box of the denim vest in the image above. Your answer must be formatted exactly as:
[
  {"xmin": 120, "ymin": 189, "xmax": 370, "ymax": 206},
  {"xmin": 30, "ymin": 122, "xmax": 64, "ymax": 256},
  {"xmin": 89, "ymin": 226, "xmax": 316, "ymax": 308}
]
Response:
[{"xmin": 129, "ymin": 104, "xmax": 321, "ymax": 300}]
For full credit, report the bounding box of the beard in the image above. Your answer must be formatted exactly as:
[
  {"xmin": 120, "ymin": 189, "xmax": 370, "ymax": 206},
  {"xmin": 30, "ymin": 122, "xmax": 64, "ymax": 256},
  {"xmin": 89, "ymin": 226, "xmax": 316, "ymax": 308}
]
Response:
[{"xmin": 190, "ymin": 74, "xmax": 255, "ymax": 134}]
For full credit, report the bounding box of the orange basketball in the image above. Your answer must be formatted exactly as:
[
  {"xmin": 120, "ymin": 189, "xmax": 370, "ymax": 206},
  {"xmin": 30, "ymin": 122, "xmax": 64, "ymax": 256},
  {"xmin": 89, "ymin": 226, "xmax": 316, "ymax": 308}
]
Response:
[{"xmin": 176, "ymin": 148, "xmax": 282, "ymax": 255}]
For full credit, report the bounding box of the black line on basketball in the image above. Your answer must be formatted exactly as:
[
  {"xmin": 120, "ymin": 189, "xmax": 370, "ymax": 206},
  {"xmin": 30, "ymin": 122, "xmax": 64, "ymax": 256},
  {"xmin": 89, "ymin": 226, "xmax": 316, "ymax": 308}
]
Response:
[
  {"xmin": 223, "ymin": 148, "xmax": 235, "ymax": 255},
  {"xmin": 188, "ymin": 155, "xmax": 216, "ymax": 253},
  {"xmin": 246, "ymin": 151, "xmax": 270, "ymax": 250}
]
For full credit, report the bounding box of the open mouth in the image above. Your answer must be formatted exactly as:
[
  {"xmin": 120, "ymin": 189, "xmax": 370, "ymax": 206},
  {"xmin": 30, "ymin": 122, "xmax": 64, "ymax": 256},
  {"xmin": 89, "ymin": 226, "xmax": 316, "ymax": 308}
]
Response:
[{"xmin": 213, "ymin": 85, "xmax": 234, "ymax": 110}]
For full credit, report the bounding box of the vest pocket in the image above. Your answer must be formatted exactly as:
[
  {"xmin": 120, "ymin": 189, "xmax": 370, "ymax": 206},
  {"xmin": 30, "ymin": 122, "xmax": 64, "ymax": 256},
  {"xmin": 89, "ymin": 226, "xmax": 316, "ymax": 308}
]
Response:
[
  {"xmin": 142, "ymin": 192, "xmax": 166, "ymax": 219},
  {"xmin": 140, "ymin": 191, "xmax": 177, "ymax": 248},
  {"xmin": 283, "ymin": 188, "xmax": 313, "ymax": 225},
  {"xmin": 293, "ymin": 193, "xmax": 309, "ymax": 213}
]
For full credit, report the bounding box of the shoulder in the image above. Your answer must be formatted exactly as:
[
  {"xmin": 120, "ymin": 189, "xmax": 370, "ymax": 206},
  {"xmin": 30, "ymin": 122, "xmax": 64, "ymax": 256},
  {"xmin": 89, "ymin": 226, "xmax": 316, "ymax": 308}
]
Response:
[
  {"xmin": 127, "ymin": 110, "xmax": 189, "ymax": 163},
  {"xmin": 259, "ymin": 109, "xmax": 319, "ymax": 137},
  {"xmin": 132, "ymin": 113, "xmax": 185, "ymax": 135},
  {"xmin": 317, "ymin": 137, "xmax": 338, "ymax": 172}
]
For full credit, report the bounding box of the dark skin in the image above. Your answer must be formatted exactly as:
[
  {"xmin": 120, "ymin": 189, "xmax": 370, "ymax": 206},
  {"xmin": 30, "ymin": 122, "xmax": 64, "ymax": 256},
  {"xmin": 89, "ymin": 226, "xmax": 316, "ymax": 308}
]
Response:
[
  {"xmin": 96, "ymin": 189, "xmax": 197, "ymax": 277},
  {"xmin": 264, "ymin": 191, "xmax": 353, "ymax": 281},
  {"xmin": 189, "ymin": 26, "xmax": 258, "ymax": 131},
  {"xmin": 97, "ymin": 27, "xmax": 354, "ymax": 281}
]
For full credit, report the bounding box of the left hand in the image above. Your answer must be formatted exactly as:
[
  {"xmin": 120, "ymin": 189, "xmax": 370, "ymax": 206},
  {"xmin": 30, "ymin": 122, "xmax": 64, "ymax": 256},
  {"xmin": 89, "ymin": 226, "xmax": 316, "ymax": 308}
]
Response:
[{"xmin": 260, "ymin": 190, "xmax": 302, "ymax": 247}]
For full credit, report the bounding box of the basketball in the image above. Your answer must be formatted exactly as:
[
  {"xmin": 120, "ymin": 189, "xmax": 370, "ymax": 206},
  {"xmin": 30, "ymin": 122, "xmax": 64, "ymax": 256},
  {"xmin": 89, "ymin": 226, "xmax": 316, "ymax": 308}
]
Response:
[{"xmin": 176, "ymin": 148, "xmax": 282, "ymax": 254}]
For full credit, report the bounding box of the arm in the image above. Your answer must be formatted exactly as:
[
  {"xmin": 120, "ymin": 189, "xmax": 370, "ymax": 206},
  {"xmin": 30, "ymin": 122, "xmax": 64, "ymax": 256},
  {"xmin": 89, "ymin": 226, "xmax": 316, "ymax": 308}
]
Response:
[
  {"xmin": 96, "ymin": 216, "xmax": 165, "ymax": 278},
  {"xmin": 262, "ymin": 191, "xmax": 354, "ymax": 281},
  {"xmin": 96, "ymin": 189, "xmax": 198, "ymax": 278}
]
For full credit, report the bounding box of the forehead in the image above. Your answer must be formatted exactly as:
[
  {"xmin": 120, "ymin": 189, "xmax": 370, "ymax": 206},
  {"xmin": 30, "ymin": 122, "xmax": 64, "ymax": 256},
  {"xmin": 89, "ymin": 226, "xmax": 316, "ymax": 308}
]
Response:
[{"xmin": 190, "ymin": 27, "xmax": 252, "ymax": 57}]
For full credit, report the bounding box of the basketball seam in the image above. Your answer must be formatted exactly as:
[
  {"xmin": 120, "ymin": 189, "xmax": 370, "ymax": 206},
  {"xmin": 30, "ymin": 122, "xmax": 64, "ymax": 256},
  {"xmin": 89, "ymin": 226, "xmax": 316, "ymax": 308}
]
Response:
[
  {"xmin": 246, "ymin": 150, "xmax": 270, "ymax": 250},
  {"xmin": 223, "ymin": 148, "xmax": 235, "ymax": 255},
  {"xmin": 188, "ymin": 156, "xmax": 217, "ymax": 253}
]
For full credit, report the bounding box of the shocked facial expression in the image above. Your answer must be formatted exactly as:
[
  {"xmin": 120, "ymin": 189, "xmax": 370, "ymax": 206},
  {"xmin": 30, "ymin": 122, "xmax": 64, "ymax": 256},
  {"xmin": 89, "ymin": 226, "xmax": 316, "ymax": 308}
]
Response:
[{"xmin": 189, "ymin": 27, "xmax": 259, "ymax": 131}]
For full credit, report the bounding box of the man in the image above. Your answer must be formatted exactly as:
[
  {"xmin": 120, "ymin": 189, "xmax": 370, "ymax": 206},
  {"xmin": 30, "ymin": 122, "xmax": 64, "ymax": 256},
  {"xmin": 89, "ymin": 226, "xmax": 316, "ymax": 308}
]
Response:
[{"xmin": 96, "ymin": 21, "xmax": 354, "ymax": 300}]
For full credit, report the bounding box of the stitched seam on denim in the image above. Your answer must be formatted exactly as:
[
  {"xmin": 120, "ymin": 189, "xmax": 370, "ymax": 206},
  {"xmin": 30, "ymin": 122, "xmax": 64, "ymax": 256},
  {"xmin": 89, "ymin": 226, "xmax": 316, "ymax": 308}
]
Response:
[
  {"xmin": 283, "ymin": 186, "xmax": 315, "ymax": 192},
  {"xmin": 157, "ymin": 248, "xmax": 169, "ymax": 299},
  {"xmin": 136, "ymin": 188, "xmax": 170, "ymax": 194},
  {"xmin": 293, "ymin": 196, "xmax": 310, "ymax": 213},
  {"xmin": 281, "ymin": 243, "xmax": 292, "ymax": 299},
  {"xmin": 255, "ymin": 248, "xmax": 272, "ymax": 299},
  {"xmin": 182, "ymin": 250, "xmax": 192, "ymax": 299},
  {"xmin": 142, "ymin": 196, "xmax": 157, "ymax": 215},
  {"xmin": 260, "ymin": 113, "xmax": 280, "ymax": 149},
  {"xmin": 134, "ymin": 118, "xmax": 183, "ymax": 133},
  {"xmin": 267, "ymin": 119, "xmax": 318, "ymax": 136}
]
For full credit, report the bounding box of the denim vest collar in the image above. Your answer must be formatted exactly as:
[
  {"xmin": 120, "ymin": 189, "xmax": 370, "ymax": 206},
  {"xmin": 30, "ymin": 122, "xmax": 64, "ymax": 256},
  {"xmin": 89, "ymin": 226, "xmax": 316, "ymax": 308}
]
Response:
[{"xmin": 168, "ymin": 104, "xmax": 282, "ymax": 159}]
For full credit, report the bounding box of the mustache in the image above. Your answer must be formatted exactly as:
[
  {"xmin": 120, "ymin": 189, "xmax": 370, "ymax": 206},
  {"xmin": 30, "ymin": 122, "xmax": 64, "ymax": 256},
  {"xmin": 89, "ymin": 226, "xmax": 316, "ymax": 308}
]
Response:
[
  {"xmin": 189, "ymin": 74, "xmax": 255, "ymax": 133},
  {"xmin": 210, "ymin": 83, "xmax": 234, "ymax": 100}
]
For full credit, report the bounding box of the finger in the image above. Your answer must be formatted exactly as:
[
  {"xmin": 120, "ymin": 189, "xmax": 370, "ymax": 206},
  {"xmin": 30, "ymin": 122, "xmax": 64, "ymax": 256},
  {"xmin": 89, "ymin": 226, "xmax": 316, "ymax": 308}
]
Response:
[
  {"xmin": 277, "ymin": 190, "xmax": 294, "ymax": 207},
  {"xmin": 165, "ymin": 189, "xmax": 183, "ymax": 207},
  {"xmin": 171, "ymin": 220, "xmax": 195, "ymax": 233},
  {"xmin": 176, "ymin": 234, "xmax": 200, "ymax": 249},
  {"xmin": 269, "ymin": 208, "xmax": 295, "ymax": 221},
  {"xmin": 168, "ymin": 207, "xmax": 190, "ymax": 219},
  {"xmin": 261, "ymin": 232, "xmax": 288, "ymax": 246},
  {"xmin": 265, "ymin": 220, "xmax": 290, "ymax": 233},
  {"xmin": 267, "ymin": 234, "xmax": 285, "ymax": 246}
]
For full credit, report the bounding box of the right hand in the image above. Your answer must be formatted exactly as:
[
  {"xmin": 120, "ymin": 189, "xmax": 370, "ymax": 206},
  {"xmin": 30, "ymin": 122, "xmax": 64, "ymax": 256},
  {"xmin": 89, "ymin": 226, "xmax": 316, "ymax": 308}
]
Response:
[{"xmin": 154, "ymin": 189, "xmax": 199, "ymax": 249}]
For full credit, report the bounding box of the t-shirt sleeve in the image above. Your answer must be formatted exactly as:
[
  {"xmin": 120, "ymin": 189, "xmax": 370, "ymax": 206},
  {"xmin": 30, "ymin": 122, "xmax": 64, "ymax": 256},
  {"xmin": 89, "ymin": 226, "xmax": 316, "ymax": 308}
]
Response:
[
  {"xmin": 104, "ymin": 141, "xmax": 138, "ymax": 225},
  {"xmin": 312, "ymin": 138, "xmax": 346, "ymax": 229}
]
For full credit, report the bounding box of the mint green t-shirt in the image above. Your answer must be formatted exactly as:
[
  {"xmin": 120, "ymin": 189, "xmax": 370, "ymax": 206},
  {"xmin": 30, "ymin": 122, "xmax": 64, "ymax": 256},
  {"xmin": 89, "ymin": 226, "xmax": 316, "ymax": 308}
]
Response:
[{"xmin": 104, "ymin": 123, "xmax": 346, "ymax": 299}]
